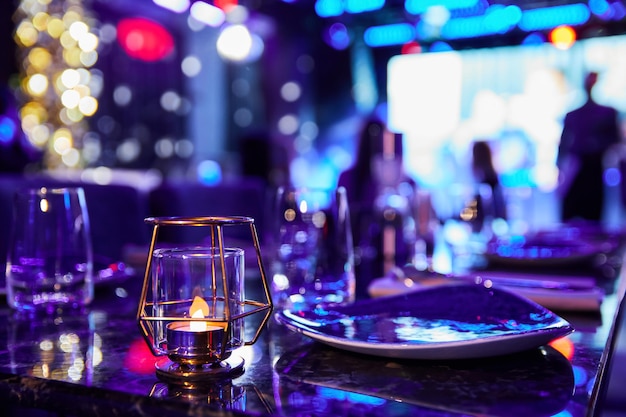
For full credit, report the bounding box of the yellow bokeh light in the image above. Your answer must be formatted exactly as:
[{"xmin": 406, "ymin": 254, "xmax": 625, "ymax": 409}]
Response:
[
  {"xmin": 21, "ymin": 102, "xmax": 48, "ymax": 123},
  {"xmin": 62, "ymin": 10, "xmax": 82, "ymax": 28},
  {"xmin": 22, "ymin": 115, "xmax": 42, "ymax": 135},
  {"xmin": 78, "ymin": 32, "xmax": 98, "ymax": 52},
  {"xmin": 27, "ymin": 73, "xmax": 49, "ymax": 96},
  {"xmin": 53, "ymin": 72, "xmax": 65, "ymax": 93},
  {"xmin": 28, "ymin": 47, "xmax": 52, "ymax": 71},
  {"xmin": 31, "ymin": 124, "xmax": 51, "ymax": 146},
  {"xmin": 58, "ymin": 108, "xmax": 72, "ymax": 125},
  {"xmin": 32, "ymin": 12, "xmax": 50, "ymax": 31},
  {"xmin": 16, "ymin": 21, "xmax": 39, "ymax": 47},
  {"xmin": 62, "ymin": 148, "xmax": 81, "ymax": 167},
  {"xmin": 76, "ymin": 68, "xmax": 91, "ymax": 84},
  {"xmin": 61, "ymin": 89, "xmax": 80, "ymax": 108},
  {"xmin": 550, "ymin": 25, "xmax": 576, "ymax": 50},
  {"xmin": 69, "ymin": 21, "xmax": 89, "ymax": 41},
  {"xmin": 52, "ymin": 136, "xmax": 72, "ymax": 155},
  {"xmin": 16, "ymin": 0, "xmax": 100, "ymax": 169},
  {"xmin": 52, "ymin": 129, "xmax": 73, "ymax": 153},
  {"xmin": 79, "ymin": 96, "xmax": 98, "ymax": 116},
  {"xmin": 74, "ymin": 84, "xmax": 90, "ymax": 97},
  {"xmin": 47, "ymin": 18, "xmax": 65, "ymax": 38},
  {"xmin": 63, "ymin": 47, "xmax": 83, "ymax": 67},
  {"xmin": 80, "ymin": 50, "xmax": 98, "ymax": 67},
  {"xmin": 53, "ymin": 127, "xmax": 73, "ymax": 140},
  {"xmin": 66, "ymin": 106, "xmax": 85, "ymax": 122},
  {"xmin": 61, "ymin": 68, "xmax": 80, "ymax": 89},
  {"xmin": 60, "ymin": 31, "xmax": 77, "ymax": 48}
]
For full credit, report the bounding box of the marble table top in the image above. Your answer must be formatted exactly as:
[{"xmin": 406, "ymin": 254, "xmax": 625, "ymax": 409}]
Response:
[{"xmin": 0, "ymin": 262, "xmax": 624, "ymax": 417}]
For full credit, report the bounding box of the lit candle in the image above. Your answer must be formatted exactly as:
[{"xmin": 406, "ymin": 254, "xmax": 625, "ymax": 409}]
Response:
[
  {"xmin": 166, "ymin": 296, "xmax": 227, "ymax": 364},
  {"xmin": 189, "ymin": 296, "xmax": 211, "ymax": 332}
]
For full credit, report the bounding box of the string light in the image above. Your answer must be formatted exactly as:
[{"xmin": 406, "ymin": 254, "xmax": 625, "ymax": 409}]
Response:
[{"xmin": 14, "ymin": 0, "xmax": 100, "ymax": 169}]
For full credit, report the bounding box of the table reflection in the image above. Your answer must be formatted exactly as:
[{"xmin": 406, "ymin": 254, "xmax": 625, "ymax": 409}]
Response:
[
  {"xmin": 273, "ymin": 342, "xmax": 574, "ymax": 417},
  {"xmin": 7, "ymin": 311, "xmax": 99, "ymax": 385},
  {"xmin": 0, "ymin": 249, "xmax": 622, "ymax": 417}
]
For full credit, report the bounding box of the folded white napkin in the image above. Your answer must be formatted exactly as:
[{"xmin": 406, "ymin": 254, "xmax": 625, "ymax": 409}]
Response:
[{"xmin": 367, "ymin": 271, "xmax": 604, "ymax": 312}]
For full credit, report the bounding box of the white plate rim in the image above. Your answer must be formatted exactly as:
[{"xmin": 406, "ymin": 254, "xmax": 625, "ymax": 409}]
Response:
[{"xmin": 276, "ymin": 288, "xmax": 574, "ymax": 360}]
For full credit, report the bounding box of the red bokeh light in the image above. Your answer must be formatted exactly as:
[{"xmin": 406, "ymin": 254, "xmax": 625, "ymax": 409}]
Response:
[
  {"xmin": 124, "ymin": 337, "xmax": 157, "ymax": 374},
  {"xmin": 214, "ymin": 0, "xmax": 238, "ymax": 12},
  {"xmin": 401, "ymin": 41, "xmax": 422, "ymax": 54},
  {"xmin": 117, "ymin": 17, "xmax": 175, "ymax": 62}
]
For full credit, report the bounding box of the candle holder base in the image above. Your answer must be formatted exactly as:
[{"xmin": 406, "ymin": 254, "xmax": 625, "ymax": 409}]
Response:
[
  {"xmin": 150, "ymin": 381, "xmax": 247, "ymax": 408},
  {"xmin": 155, "ymin": 354, "xmax": 245, "ymax": 385}
]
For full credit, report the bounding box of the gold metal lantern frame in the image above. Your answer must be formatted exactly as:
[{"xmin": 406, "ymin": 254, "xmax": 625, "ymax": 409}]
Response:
[{"xmin": 137, "ymin": 216, "xmax": 273, "ymax": 384}]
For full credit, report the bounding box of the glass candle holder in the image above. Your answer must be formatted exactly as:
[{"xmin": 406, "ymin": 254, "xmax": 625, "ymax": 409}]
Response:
[{"xmin": 137, "ymin": 216, "xmax": 272, "ymax": 384}]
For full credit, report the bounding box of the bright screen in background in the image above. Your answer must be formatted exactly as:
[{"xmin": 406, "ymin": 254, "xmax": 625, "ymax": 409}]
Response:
[{"xmin": 388, "ymin": 34, "xmax": 626, "ymax": 191}]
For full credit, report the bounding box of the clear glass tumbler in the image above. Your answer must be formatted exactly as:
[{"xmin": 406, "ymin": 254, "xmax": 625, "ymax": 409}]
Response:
[
  {"xmin": 5, "ymin": 187, "xmax": 94, "ymax": 312},
  {"xmin": 270, "ymin": 187, "xmax": 355, "ymax": 312}
]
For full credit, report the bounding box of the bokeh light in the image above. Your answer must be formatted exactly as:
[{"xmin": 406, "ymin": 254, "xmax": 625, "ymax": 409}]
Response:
[
  {"xmin": 181, "ymin": 55, "xmax": 202, "ymax": 77},
  {"xmin": 550, "ymin": 25, "xmax": 577, "ymax": 50},
  {"xmin": 280, "ymin": 81, "xmax": 302, "ymax": 102},
  {"xmin": 217, "ymin": 24, "xmax": 253, "ymax": 61},
  {"xmin": 190, "ymin": 1, "xmax": 226, "ymax": 27},
  {"xmin": 116, "ymin": 17, "xmax": 175, "ymax": 62},
  {"xmin": 15, "ymin": 0, "xmax": 101, "ymax": 169},
  {"xmin": 153, "ymin": 0, "xmax": 190, "ymax": 14}
]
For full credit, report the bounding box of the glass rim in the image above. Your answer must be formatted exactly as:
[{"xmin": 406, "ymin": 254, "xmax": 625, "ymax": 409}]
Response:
[
  {"xmin": 18, "ymin": 186, "xmax": 86, "ymax": 196},
  {"xmin": 153, "ymin": 246, "xmax": 244, "ymax": 259}
]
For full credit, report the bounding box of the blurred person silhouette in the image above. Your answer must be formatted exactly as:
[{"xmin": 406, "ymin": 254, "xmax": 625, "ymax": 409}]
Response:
[
  {"xmin": 339, "ymin": 117, "xmax": 385, "ymax": 212},
  {"xmin": 471, "ymin": 140, "xmax": 507, "ymax": 228},
  {"xmin": 338, "ymin": 116, "xmax": 416, "ymax": 296},
  {"xmin": 238, "ymin": 130, "xmax": 291, "ymax": 245},
  {"xmin": 557, "ymin": 72, "xmax": 621, "ymax": 222},
  {"xmin": 238, "ymin": 129, "xmax": 290, "ymax": 189}
]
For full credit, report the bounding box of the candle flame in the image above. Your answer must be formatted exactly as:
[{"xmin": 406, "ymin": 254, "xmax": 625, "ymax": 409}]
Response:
[{"xmin": 189, "ymin": 296, "xmax": 210, "ymax": 332}]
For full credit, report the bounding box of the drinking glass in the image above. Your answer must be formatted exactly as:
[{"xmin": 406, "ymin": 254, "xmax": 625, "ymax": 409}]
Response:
[
  {"xmin": 270, "ymin": 187, "xmax": 355, "ymax": 312},
  {"xmin": 5, "ymin": 187, "xmax": 94, "ymax": 312},
  {"xmin": 411, "ymin": 188, "xmax": 440, "ymax": 271}
]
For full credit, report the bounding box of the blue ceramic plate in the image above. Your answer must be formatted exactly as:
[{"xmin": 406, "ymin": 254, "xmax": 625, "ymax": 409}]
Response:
[{"xmin": 276, "ymin": 284, "xmax": 573, "ymax": 359}]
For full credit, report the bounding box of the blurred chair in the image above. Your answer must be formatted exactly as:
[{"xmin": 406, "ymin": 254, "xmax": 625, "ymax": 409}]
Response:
[
  {"xmin": 77, "ymin": 182, "xmax": 151, "ymax": 264},
  {"xmin": 147, "ymin": 178, "xmax": 269, "ymax": 246}
]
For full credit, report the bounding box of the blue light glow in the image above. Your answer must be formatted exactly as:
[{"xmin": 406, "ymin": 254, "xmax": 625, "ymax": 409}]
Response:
[
  {"xmin": 405, "ymin": 0, "xmax": 478, "ymax": 15},
  {"xmin": 0, "ymin": 116, "xmax": 16, "ymax": 144},
  {"xmin": 521, "ymin": 32, "xmax": 546, "ymax": 45},
  {"xmin": 317, "ymin": 387, "xmax": 387, "ymax": 406},
  {"xmin": 345, "ymin": 0, "xmax": 385, "ymax": 14},
  {"xmin": 589, "ymin": 0, "xmax": 610, "ymax": 16},
  {"xmin": 518, "ymin": 4, "xmax": 590, "ymax": 31},
  {"xmin": 324, "ymin": 23, "xmax": 351, "ymax": 50},
  {"xmin": 500, "ymin": 168, "xmax": 534, "ymax": 188},
  {"xmin": 364, "ymin": 23, "xmax": 416, "ymax": 47},
  {"xmin": 572, "ymin": 365, "xmax": 589, "ymax": 387},
  {"xmin": 611, "ymin": 1, "xmax": 626, "ymax": 20},
  {"xmin": 315, "ymin": 0, "xmax": 343, "ymax": 17},
  {"xmin": 440, "ymin": 5, "xmax": 520, "ymax": 39},
  {"xmin": 605, "ymin": 167, "xmax": 621, "ymax": 187},
  {"xmin": 484, "ymin": 5, "xmax": 522, "ymax": 33},
  {"xmin": 428, "ymin": 41, "xmax": 453, "ymax": 52},
  {"xmin": 197, "ymin": 160, "xmax": 222, "ymax": 185},
  {"xmin": 441, "ymin": 15, "xmax": 484, "ymax": 39}
]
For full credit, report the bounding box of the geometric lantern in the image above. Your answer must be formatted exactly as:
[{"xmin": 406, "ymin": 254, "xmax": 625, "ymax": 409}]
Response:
[{"xmin": 137, "ymin": 216, "xmax": 273, "ymax": 385}]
